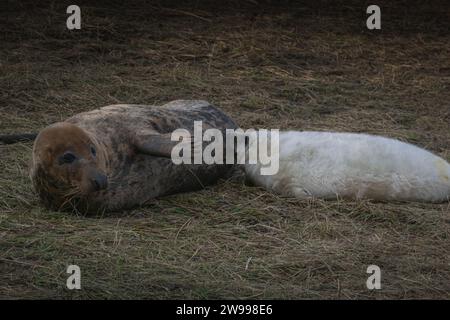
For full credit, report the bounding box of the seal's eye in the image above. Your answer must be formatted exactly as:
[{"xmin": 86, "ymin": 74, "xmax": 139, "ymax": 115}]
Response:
[
  {"xmin": 59, "ymin": 152, "xmax": 77, "ymax": 165},
  {"xmin": 91, "ymin": 146, "xmax": 96, "ymax": 157}
]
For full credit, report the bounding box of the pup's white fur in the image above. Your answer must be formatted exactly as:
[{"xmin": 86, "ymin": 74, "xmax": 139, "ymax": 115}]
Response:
[{"xmin": 245, "ymin": 131, "xmax": 450, "ymax": 202}]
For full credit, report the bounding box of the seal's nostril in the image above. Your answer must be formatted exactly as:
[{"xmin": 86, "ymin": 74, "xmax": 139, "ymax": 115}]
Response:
[
  {"xmin": 92, "ymin": 179, "xmax": 101, "ymax": 191},
  {"xmin": 91, "ymin": 174, "xmax": 107, "ymax": 191}
]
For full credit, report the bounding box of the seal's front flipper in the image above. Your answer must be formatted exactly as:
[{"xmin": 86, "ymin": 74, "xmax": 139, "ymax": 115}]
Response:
[
  {"xmin": 134, "ymin": 133, "xmax": 177, "ymax": 158},
  {"xmin": 134, "ymin": 132, "xmax": 202, "ymax": 159}
]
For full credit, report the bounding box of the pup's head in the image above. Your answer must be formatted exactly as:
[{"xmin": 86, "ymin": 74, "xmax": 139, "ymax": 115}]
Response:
[{"xmin": 31, "ymin": 122, "xmax": 107, "ymax": 211}]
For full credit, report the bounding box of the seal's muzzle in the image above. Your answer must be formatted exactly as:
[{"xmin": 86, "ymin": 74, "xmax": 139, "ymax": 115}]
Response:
[{"xmin": 91, "ymin": 172, "xmax": 108, "ymax": 191}]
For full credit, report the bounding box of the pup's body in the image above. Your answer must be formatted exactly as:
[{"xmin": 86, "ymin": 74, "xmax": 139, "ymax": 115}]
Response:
[
  {"xmin": 31, "ymin": 100, "xmax": 237, "ymax": 214},
  {"xmin": 245, "ymin": 131, "xmax": 450, "ymax": 202}
]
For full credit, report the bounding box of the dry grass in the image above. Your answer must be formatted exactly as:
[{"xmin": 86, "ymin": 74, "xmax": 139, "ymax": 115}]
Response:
[{"xmin": 0, "ymin": 0, "xmax": 449, "ymax": 299}]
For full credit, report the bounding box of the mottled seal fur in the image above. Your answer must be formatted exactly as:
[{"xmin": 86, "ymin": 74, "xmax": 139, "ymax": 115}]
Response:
[{"xmin": 31, "ymin": 100, "xmax": 237, "ymax": 214}]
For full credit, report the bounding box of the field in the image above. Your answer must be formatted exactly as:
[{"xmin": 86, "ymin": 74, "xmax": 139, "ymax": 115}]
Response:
[{"xmin": 0, "ymin": 0, "xmax": 449, "ymax": 299}]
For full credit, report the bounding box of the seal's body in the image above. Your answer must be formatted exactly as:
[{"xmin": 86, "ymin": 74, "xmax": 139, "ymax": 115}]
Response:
[
  {"xmin": 245, "ymin": 131, "xmax": 450, "ymax": 203},
  {"xmin": 31, "ymin": 100, "xmax": 237, "ymax": 214}
]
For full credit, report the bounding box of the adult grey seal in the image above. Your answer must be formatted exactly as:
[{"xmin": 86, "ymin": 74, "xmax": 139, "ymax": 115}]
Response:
[{"xmin": 29, "ymin": 100, "xmax": 237, "ymax": 214}]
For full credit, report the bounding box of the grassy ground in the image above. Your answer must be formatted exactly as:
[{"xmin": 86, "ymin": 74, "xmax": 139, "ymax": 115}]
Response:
[{"xmin": 0, "ymin": 0, "xmax": 449, "ymax": 299}]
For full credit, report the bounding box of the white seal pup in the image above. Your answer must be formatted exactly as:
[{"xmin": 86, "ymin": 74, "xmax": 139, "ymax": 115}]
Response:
[{"xmin": 244, "ymin": 131, "xmax": 450, "ymax": 203}]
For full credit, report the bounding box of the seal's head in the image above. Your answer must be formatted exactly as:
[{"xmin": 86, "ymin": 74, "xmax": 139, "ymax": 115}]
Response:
[{"xmin": 31, "ymin": 122, "xmax": 108, "ymax": 212}]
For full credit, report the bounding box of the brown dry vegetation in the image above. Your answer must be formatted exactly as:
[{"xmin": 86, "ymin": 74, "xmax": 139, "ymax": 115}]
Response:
[{"xmin": 0, "ymin": 0, "xmax": 449, "ymax": 299}]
